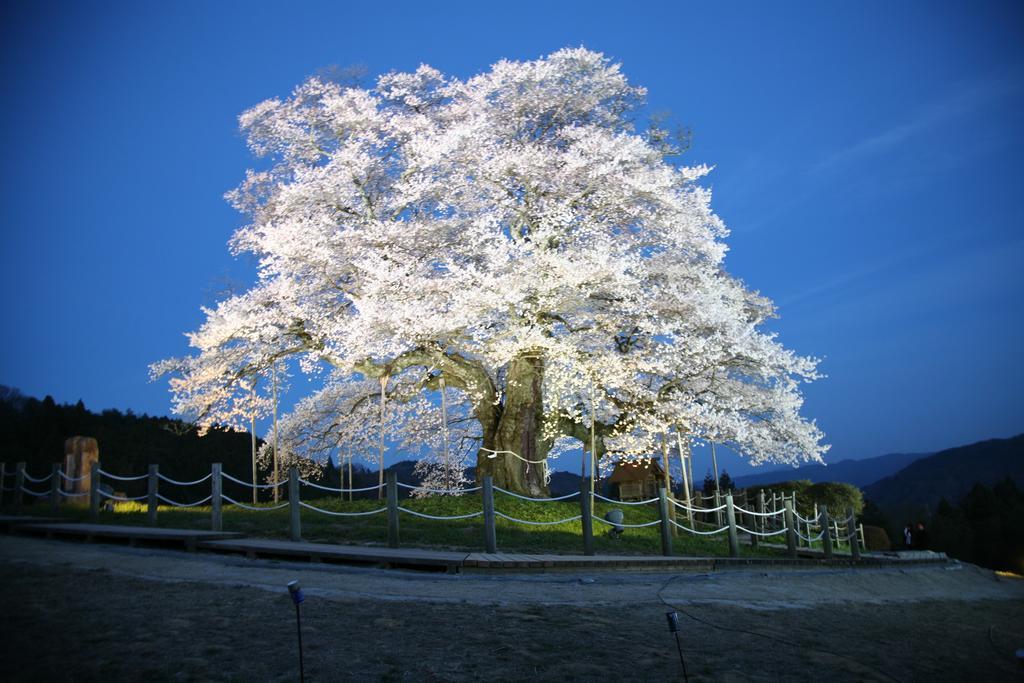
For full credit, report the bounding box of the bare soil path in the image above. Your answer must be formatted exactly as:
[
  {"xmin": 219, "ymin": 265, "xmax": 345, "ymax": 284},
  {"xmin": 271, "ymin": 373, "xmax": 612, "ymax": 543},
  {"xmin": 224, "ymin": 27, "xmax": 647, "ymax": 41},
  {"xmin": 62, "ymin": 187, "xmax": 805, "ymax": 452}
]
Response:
[{"xmin": 1, "ymin": 536, "xmax": 1022, "ymax": 681}]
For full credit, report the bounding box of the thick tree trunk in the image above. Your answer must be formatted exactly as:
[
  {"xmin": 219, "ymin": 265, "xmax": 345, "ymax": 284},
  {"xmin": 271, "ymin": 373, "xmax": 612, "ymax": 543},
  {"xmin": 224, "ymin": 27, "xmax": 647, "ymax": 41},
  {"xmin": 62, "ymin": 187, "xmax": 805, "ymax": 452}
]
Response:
[{"xmin": 475, "ymin": 354, "xmax": 550, "ymax": 497}]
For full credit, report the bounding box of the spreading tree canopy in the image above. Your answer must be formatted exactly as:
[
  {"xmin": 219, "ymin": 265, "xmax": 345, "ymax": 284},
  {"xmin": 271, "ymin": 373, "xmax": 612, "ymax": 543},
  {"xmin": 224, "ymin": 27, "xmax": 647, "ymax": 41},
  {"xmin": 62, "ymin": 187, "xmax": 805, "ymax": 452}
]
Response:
[{"xmin": 153, "ymin": 48, "xmax": 828, "ymax": 495}]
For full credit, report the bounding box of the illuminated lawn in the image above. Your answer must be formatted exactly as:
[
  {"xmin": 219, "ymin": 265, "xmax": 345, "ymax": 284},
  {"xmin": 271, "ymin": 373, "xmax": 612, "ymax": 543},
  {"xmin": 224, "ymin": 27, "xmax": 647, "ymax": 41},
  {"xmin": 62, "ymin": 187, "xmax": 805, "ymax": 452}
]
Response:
[{"xmin": 29, "ymin": 493, "xmax": 790, "ymax": 558}]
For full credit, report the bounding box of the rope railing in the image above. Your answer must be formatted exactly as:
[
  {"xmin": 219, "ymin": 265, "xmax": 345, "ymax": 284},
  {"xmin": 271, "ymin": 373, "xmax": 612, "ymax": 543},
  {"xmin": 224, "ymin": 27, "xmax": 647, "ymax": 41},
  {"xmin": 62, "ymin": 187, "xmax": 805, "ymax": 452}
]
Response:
[
  {"xmin": 668, "ymin": 519, "xmax": 730, "ymax": 536},
  {"xmin": 593, "ymin": 515, "xmax": 662, "ymax": 529},
  {"xmin": 495, "ymin": 511, "xmax": 582, "ymax": 526},
  {"xmin": 219, "ymin": 472, "xmax": 282, "ymax": 489},
  {"xmin": 99, "ymin": 490, "xmax": 148, "ymax": 502},
  {"xmin": 494, "ymin": 486, "xmax": 578, "ymax": 502},
  {"xmin": 671, "ymin": 499, "xmax": 726, "ymax": 513},
  {"xmin": 733, "ymin": 505, "xmax": 786, "ymax": 518},
  {"xmin": 154, "ymin": 493, "xmax": 210, "ymax": 509},
  {"xmin": 396, "ymin": 482, "xmax": 482, "ymax": 494},
  {"xmin": 221, "ymin": 494, "xmax": 286, "ymax": 511},
  {"xmin": 397, "ymin": 507, "xmax": 484, "ymax": 521},
  {"xmin": 157, "ymin": 472, "xmax": 213, "ymax": 487},
  {"xmin": 98, "ymin": 469, "xmax": 147, "ymax": 482},
  {"xmin": 796, "ymin": 529, "xmax": 825, "ymax": 543},
  {"xmin": 7, "ymin": 461, "xmax": 871, "ymax": 562},
  {"xmin": 594, "ymin": 492, "xmax": 658, "ymax": 505},
  {"xmin": 736, "ymin": 524, "xmax": 787, "ymax": 538},
  {"xmin": 299, "ymin": 501, "xmax": 387, "ymax": 517}
]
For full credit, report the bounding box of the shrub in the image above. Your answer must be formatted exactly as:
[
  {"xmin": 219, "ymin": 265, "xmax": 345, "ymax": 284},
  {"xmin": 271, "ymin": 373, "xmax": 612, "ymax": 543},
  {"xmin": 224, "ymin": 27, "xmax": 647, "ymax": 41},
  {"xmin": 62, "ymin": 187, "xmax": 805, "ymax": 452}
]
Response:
[{"xmin": 862, "ymin": 525, "xmax": 890, "ymax": 551}]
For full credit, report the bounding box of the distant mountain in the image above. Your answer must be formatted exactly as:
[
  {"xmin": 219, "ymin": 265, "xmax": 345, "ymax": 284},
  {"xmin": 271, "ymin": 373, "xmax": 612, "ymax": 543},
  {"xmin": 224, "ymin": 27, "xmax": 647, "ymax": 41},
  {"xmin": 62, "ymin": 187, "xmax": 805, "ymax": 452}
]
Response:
[
  {"xmin": 732, "ymin": 451, "xmax": 929, "ymax": 490},
  {"xmin": 548, "ymin": 470, "xmax": 584, "ymax": 497},
  {"xmin": 864, "ymin": 434, "xmax": 1024, "ymax": 516}
]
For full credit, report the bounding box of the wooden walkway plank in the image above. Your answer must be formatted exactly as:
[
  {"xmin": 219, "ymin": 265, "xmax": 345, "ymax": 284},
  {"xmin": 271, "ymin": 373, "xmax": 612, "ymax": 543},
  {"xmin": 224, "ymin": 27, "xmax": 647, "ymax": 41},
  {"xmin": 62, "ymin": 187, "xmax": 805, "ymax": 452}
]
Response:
[{"xmin": 13, "ymin": 523, "xmax": 243, "ymax": 551}]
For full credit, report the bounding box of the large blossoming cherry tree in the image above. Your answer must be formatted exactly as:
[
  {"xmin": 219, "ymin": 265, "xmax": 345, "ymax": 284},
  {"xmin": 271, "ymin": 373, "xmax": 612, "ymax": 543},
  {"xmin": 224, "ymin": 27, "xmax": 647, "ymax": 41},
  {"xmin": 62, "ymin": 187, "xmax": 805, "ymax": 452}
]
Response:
[{"xmin": 154, "ymin": 49, "xmax": 827, "ymax": 496}]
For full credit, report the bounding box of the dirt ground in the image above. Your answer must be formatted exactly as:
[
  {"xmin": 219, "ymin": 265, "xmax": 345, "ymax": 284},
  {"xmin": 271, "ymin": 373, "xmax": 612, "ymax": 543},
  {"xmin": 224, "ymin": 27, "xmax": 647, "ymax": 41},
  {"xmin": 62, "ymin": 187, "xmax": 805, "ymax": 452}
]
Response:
[{"xmin": 1, "ymin": 536, "xmax": 1022, "ymax": 682}]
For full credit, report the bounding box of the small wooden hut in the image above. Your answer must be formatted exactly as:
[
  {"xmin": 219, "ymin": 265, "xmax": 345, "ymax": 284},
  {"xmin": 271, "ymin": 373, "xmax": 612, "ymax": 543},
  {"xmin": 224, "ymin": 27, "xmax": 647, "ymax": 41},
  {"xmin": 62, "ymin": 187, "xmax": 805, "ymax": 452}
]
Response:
[{"xmin": 608, "ymin": 460, "xmax": 669, "ymax": 501}]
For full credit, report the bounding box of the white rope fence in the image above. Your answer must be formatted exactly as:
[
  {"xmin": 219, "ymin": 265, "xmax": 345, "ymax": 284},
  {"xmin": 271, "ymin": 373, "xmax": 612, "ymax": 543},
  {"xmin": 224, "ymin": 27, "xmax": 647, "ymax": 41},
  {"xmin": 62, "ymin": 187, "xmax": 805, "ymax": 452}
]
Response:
[
  {"xmin": 594, "ymin": 516, "xmax": 662, "ymax": 529},
  {"xmin": 221, "ymin": 494, "xmax": 286, "ymax": 511},
  {"xmin": 300, "ymin": 501, "xmax": 386, "ymax": 517},
  {"xmin": 5, "ymin": 460, "xmax": 869, "ymax": 562},
  {"xmin": 397, "ymin": 507, "xmax": 484, "ymax": 521},
  {"xmin": 671, "ymin": 499, "xmax": 727, "ymax": 514},
  {"xmin": 98, "ymin": 469, "xmax": 147, "ymax": 482},
  {"xmin": 734, "ymin": 505, "xmax": 786, "ymax": 518},
  {"xmin": 796, "ymin": 529, "xmax": 826, "ymax": 543},
  {"xmin": 397, "ymin": 482, "xmax": 482, "ymax": 495},
  {"xmin": 156, "ymin": 493, "xmax": 213, "ymax": 507},
  {"xmin": 220, "ymin": 472, "xmax": 282, "ymax": 489},
  {"xmin": 495, "ymin": 486, "xmax": 578, "ymax": 502},
  {"xmin": 99, "ymin": 490, "xmax": 148, "ymax": 502},
  {"xmin": 594, "ymin": 492, "xmax": 658, "ymax": 506},
  {"xmin": 737, "ymin": 524, "xmax": 788, "ymax": 538},
  {"xmin": 159, "ymin": 472, "xmax": 213, "ymax": 487},
  {"xmin": 668, "ymin": 518, "xmax": 731, "ymax": 536},
  {"xmin": 496, "ymin": 511, "xmax": 582, "ymax": 526}
]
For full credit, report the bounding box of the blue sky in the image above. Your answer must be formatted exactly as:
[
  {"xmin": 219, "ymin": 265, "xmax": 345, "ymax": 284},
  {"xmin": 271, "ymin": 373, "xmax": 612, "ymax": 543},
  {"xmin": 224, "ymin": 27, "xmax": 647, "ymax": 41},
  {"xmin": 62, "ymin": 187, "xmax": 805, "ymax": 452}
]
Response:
[{"xmin": 1, "ymin": 1, "xmax": 1021, "ymax": 477}]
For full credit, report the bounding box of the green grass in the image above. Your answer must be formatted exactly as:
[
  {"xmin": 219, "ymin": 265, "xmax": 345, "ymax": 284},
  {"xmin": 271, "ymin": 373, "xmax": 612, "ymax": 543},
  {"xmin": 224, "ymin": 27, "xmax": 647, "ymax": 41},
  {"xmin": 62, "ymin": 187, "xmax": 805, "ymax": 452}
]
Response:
[{"xmin": 6, "ymin": 493, "xmax": 791, "ymax": 558}]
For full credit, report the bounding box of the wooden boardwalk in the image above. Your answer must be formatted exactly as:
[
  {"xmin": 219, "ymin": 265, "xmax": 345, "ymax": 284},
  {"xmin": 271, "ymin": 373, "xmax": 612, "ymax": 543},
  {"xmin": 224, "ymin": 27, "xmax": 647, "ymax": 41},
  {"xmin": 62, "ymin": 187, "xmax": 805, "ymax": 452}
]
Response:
[
  {"xmin": 463, "ymin": 552, "xmax": 717, "ymax": 571},
  {"xmin": 1, "ymin": 520, "xmax": 949, "ymax": 572},
  {"xmin": 198, "ymin": 538, "xmax": 468, "ymax": 573},
  {"xmin": 14, "ymin": 523, "xmax": 243, "ymax": 551},
  {"xmin": 0, "ymin": 515, "xmax": 70, "ymax": 531}
]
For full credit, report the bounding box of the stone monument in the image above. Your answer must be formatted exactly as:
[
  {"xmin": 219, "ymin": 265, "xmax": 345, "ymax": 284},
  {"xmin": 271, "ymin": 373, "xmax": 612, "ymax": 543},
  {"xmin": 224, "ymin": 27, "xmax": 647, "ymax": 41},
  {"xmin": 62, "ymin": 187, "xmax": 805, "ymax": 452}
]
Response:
[{"xmin": 63, "ymin": 436, "xmax": 99, "ymax": 496}]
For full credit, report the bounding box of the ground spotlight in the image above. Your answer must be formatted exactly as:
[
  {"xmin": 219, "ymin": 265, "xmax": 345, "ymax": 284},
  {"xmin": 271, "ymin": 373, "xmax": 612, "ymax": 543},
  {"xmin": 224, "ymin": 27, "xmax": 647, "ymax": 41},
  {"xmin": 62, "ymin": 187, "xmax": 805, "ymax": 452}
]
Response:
[
  {"xmin": 666, "ymin": 611, "xmax": 689, "ymax": 682},
  {"xmin": 287, "ymin": 580, "xmax": 305, "ymax": 682}
]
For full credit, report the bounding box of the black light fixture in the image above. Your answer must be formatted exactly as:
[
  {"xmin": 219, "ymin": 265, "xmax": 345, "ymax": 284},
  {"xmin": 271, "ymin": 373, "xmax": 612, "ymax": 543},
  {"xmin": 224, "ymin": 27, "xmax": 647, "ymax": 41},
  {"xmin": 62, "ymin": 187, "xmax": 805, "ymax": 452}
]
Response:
[
  {"xmin": 287, "ymin": 580, "xmax": 306, "ymax": 683},
  {"xmin": 666, "ymin": 611, "xmax": 689, "ymax": 682}
]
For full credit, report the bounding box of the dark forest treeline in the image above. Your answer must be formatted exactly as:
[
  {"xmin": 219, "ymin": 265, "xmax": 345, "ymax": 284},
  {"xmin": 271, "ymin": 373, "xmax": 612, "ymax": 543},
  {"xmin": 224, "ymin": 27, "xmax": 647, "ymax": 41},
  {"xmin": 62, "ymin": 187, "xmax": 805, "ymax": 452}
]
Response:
[
  {"xmin": 925, "ymin": 478, "xmax": 1024, "ymax": 573},
  {"xmin": 0, "ymin": 386, "xmax": 260, "ymax": 481},
  {"xmin": 0, "ymin": 386, "xmax": 435, "ymax": 500}
]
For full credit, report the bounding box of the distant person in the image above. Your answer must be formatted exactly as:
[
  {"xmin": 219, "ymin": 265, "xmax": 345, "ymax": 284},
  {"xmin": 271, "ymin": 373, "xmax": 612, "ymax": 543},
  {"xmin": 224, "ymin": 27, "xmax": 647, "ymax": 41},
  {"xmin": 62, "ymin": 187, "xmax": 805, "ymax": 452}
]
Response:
[
  {"xmin": 914, "ymin": 521, "xmax": 929, "ymax": 550},
  {"xmin": 903, "ymin": 523, "xmax": 913, "ymax": 549}
]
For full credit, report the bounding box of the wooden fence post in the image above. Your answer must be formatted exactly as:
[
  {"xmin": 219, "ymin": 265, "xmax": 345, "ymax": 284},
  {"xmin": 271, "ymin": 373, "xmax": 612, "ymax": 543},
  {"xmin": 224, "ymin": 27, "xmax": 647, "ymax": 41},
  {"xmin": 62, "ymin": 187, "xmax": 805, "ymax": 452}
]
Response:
[
  {"xmin": 88, "ymin": 461, "xmax": 100, "ymax": 521},
  {"xmin": 147, "ymin": 465, "xmax": 158, "ymax": 526},
  {"xmin": 820, "ymin": 505, "xmax": 833, "ymax": 559},
  {"xmin": 290, "ymin": 465, "xmax": 302, "ymax": 542},
  {"xmin": 757, "ymin": 489, "xmax": 766, "ymax": 533},
  {"xmin": 14, "ymin": 462, "xmax": 25, "ymax": 515},
  {"xmin": 581, "ymin": 477, "xmax": 594, "ymax": 556},
  {"xmin": 482, "ymin": 475, "xmax": 496, "ymax": 553},
  {"xmin": 784, "ymin": 499, "xmax": 797, "ymax": 559},
  {"xmin": 725, "ymin": 493, "xmax": 740, "ymax": 558},
  {"xmin": 385, "ymin": 471, "xmax": 399, "ymax": 548},
  {"xmin": 658, "ymin": 486, "xmax": 673, "ymax": 557},
  {"xmin": 50, "ymin": 463, "xmax": 61, "ymax": 514},
  {"xmin": 211, "ymin": 463, "xmax": 223, "ymax": 532},
  {"xmin": 847, "ymin": 507, "xmax": 861, "ymax": 560}
]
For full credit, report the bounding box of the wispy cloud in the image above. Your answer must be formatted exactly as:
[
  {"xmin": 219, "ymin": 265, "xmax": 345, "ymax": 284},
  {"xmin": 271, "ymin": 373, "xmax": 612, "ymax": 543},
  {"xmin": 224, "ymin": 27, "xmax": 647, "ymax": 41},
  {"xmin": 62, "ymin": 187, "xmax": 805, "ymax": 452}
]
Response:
[{"xmin": 811, "ymin": 75, "xmax": 1019, "ymax": 173}]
